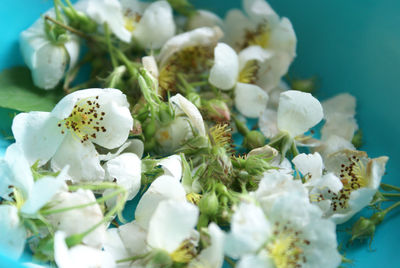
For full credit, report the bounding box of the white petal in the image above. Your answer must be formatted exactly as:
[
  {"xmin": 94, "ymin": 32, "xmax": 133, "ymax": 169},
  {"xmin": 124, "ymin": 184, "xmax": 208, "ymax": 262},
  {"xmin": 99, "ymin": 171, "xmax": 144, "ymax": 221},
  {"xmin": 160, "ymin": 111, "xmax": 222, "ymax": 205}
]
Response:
[
  {"xmin": 133, "ymin": 1, "xmax": 176, "ymax": 49},
  {"xmin": 190, "ymin": 223, "xmax": 225, "ymax": 268},
  {"xmin": 103, "ymin": 228, "xmax": 131, "ymax": 262},
  {"xmin": 368, "ymin": 156, "xmax": 388, "ymax": 189},
  {"xmin": 277, "ymin": 90, "xmax": 323, "ymax": 137},
  {"xmin": 243, "ymin": 0, "xmax": 279, "ymax": 24},
  {"xmin": 119, "ymin": 221, "xmax": 149, "ymax": 255},
  {"xmin": 223, "ymin": 9, "xmax": 253, "ymax": 48},
  {"xmin": 225, "ymin": 202, "xmax": 270, "ymax": 259},
  {"xmin": 268, "ymin": 18, "xmax": 297, "ymax": 59},
  {"xmin": 170, "ymin": 94, "xmax": 206, "ymax": 136},
  {"xmin": 47, "ymin": 189, "xmax": 105, "ymax": 248},
  {"xmin": 64, "ymin": 36, "xmax": 81, "ymax": 72},
  {"xmin": 322, "ymin": 93, "xmax": 356, "ymax": 119},
  {"xmin": 21, "ymin": 173, "xmax": 68, "ymax": 215},
  {"xmin": 292, "ymin": 152, "xmax": 323, "ymax": 179},
  {"xmin": 104, "ymin": 153, "xmax": 141, "ymax": 200},
  {"xmin": 237, "ymin": 254, "xmax": 271, "ymax": 268},
  {"xmin": 158, "ymin": 27, "xmax": 223, "ymax": 67},
  {"xmin": 258, "ymin": 108, "xmax": 279, "ymax": 139},
  {"xmin": 135, "ymin": 175, "xmax": 187, "ymax": 229},
  {"xmin": 208, "ymin": 43, "xmax": 239, "ymax": 90},
  {"xmin": 313, "ymin": 135, "xmax": 355, "ymax": 158},
  {"xmin": 238, "ymin": 45, "xmax": 273, "ymax": 71},
  {"xmin": 187, "ymin": 10, "xmax": 224, "ymax": 30},
  {"xmin": 159, "ymin": 155, "xmax": 182, "ymax": 181},
  {"xmin": 0, "ymin": 143, "xmax": 34, "ymax": 200},
  {"xmin": 256, "ymin": 51, "xmax": 292, "ymax": 91},
  {"xmin": 76, "ymin": 0, "xmax": 131, "ymax": 42},
  {"xmin": 147, "ymin": 200, "xmax": 198, "ymax": 253},
  {"xmin": 51, "ymin": 133, "xmax": 105, "ymax": 182},
  {"xmin": 54, "ymin": 231, "xmax": 116, "ymax": 268},
  {"xmin": 120, "ymin": 0, "xmax": 149, "ymax": 14},
  {"xmin": 0, "ymin": 205, "xmax": 26, "ymax": 260},
  {"xmin": 12, "ymin": 112, "xmax": 64, "ymax": 166},
  {"xmin": 234, "ymin": 82, "xmax": 269, "ymax": 118},
  {"xmin": 142, "ymin": 56, "xmax": 159, "ymax": 78},
  {"xmin": 155, "ymin": 117, "xmax": 193, "ymax": 155},
  {"xmin": 321, "ymin": 113, "xmax": 358, "ymax": 141}
]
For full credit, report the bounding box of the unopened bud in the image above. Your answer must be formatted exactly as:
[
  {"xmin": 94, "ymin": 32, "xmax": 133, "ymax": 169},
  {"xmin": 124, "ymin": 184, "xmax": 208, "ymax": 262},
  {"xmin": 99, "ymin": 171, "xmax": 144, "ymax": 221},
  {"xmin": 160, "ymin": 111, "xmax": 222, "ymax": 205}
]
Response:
[
  {"xmin": 370, "ymin": 211, "xmax": 387, "ymax": 225},
  {"xmin": 203, "ymin": 99, "xmax": 230, "ymax": 122},
  {"xmin": 243, "ymin": 130, "xmax": 265, "ymax": 150},
  {"xmin": 290, "ymin": 76, "xmax": 317, "ymax": 93},
  {"xmin": 350, "ymin": 217, "xmax": 375, "ymax": 242},
  {"xmin": 199, "ymin": 191, "xmax": 219, "ymax": 216},
  {"xmin": 245, "ymin": 155, "xmax": 271, "ymax": 175}
]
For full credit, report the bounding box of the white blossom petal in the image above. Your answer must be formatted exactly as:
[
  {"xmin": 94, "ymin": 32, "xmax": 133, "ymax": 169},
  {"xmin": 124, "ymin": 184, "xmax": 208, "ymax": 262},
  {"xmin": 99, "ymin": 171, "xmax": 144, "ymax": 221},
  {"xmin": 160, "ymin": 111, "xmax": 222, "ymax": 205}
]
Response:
[
  {"xmin": 12, "ymin": 112, "xmax": 64, "ymax": 166},
  {"xmin": 209, "ymin": 43, "xmax": 239, "ymax": 90},
  {"xmin": 135, "ymin": 175, "xmax": 187, "ymax": 229},
  {"xmin": 159, "ymin": 154, "xmax": 182, "ymax": 181},
  {"xmin": 51, "ymin": 133, "xmax": 105, "ymax": 182},
  {"xmin": 322, "ymin": 93, "xmax": 356, "ymax": 119},
  {"xmin": 243, "ymin": 0, "xmax": 279, "ymax": 24},
  {"xmin": 223, "ymin": 9, "xmax": 253, "ymax": 47},
  {"xmin": 133, "ymin": 1, "xmax": 176, "ymax": 49},
  {"xmin": 119, "ymin": 221, "xmax": 149, "ymax": 256},
  {"xmin": 103, "ymin": 228, "xmax": 131, "ymax": 263},
  {"xmin": 258, "ymin": 108, "xmax": 279, "ymax": 139},
  {"xmin": 170, "ymin": 94, "xmax": 206, "ymax": 136},
  {"xmin": 147, "ymin": 200, "xmax": 198, "ymax": 253},
  {"xmin": 234, "ymin": 82, "xmax": 269, "ymax": 118},
  {"xmin": 321, "ymin": 113, "xmax": 358, "ymax": 141},
  {"xmin": 238, "ymin": 45, "xmax": 273, "ymax": 71},
  {"xmin": 187, "ymin": 10, "xmax": 224, "ymax": 30},
  {"xmin": 277, "ymin": 90, "xmax": 323, "ymax": 137},
  {"xmin": 0, "ymin": 205, "xmax": 26, "ymax": 260},
  {"xmin": 142, "ymin": 56, "xmax": 159, "ymax": 78},
  {"xmin": 292, "ymin": 152, "xmax": 323, "ymax": 179}
]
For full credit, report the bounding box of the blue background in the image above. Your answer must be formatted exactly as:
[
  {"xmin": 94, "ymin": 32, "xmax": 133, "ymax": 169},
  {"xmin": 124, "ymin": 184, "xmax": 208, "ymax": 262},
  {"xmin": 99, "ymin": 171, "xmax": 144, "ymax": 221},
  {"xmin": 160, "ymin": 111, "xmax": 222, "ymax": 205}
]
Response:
[{"xmin": 0, "ymin": 0, "xmax": 399, "ymax": 267}]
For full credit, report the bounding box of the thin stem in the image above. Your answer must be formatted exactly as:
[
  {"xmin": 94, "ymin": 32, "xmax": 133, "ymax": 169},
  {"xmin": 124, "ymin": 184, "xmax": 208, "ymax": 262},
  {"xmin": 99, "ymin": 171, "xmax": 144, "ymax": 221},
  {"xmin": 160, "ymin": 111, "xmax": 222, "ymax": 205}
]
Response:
[
  {"xmin": 190, "ymin": 81, "xmax": 209, "ymax": 87},
  {"xmin": 44, "ymin": 15, "xmax": 91, "ymax": 40},
  {"xmin": 116, "ymin": 253, "xmax": 150, "ymax": 264},
  {"xmin": 384, "ymin": 201, "xmax": 400, "ymax": 213},
  {"xmin": 114, "ymin": 49, "xmax": 138, "ymax": 78},
  {"xmin": 382, "ymin": 193, "xmax": 400, "ymax": 198},
  {"xmin": 104, "ymin": 23, "xmax": 118, "ymax": 69},
  {"xmin": 381, "ymin": 183, "xmax": 400, "ymax": 192},
  {"xmin": 224, "ymin": 256, "xmax": 236, "ymax": 268},
  {"xmin": 68, "ymin": 182, "xmax": 120, "ymax": 191}
]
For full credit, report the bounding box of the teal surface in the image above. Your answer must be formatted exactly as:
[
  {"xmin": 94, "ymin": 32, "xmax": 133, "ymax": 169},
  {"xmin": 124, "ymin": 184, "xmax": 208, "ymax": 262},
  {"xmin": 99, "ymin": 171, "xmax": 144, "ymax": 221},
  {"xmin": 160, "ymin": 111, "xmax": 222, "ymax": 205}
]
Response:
[{"xmin": 1, "ymin": 0, "xmax": 399, "ymax": 267}]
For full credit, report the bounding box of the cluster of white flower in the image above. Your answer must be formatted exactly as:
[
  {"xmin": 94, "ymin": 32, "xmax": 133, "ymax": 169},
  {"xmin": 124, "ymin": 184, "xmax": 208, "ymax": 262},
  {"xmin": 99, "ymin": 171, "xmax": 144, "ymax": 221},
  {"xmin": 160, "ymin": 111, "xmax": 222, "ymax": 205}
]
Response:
[{"xmin": 1, "ymin": 0, "xmax": 393, "ymax": 267}]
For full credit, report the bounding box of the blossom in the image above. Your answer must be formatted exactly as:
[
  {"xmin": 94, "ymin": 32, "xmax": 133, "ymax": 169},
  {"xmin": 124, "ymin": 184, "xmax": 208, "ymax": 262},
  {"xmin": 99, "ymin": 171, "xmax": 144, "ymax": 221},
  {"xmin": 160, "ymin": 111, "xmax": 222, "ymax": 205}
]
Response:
[
  {"xmin": 226, "ymin": 172, "xmax": 341, "ymax": 268},
  {"xmin": 46, "ymin": 189, "xmax": 106, "ymax": 248},
  {"xmin": 224, "ymin": 0, "xmax": 296, "ymax": 91},
  {"xmin": 20, "ymin": 10, "xmax": 80, "ymax": 90},
  {"xmin": 54, "ymin": 231, "xmax": 115, "ymax": 268},
  {"xmin": 208, "ymin": 43, "xmax": 269, "ymax": 118},
  {"xmin": 121, "ymin": 0, "xmax": 176, "ymax": 49},
  {"xmin": 12, "ymin": 88, "xmax": 133, "ymax": 182}
]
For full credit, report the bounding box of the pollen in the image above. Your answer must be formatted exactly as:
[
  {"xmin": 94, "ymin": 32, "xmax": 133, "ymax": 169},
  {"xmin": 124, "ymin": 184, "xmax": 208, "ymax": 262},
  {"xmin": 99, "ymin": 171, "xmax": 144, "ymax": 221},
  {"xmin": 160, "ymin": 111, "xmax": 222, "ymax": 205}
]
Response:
[
  {"xmin": 170, "ymin": 239, "xmax": 196, "ymax": 263},
  {"xmin": 57, "ymin": 96, "xmax": 107, "ymax": 143},
  {"xmin": 240, "ymin": 23, "xmax": 271, "ymax": 49},
  {"xmin": 186, "ymin": 192, "xmax": 202, "ymax": 205},
  {"xmin": 238, "ymin": 60, "xmax": 259, "ymax": 84}
]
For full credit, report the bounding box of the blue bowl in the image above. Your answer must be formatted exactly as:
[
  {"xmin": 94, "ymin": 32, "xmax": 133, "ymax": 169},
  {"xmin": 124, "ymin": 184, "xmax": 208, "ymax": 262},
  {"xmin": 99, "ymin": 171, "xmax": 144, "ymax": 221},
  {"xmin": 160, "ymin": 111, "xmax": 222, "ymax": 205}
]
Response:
[{"xmin": 1, "ymin": 0, "xmax": 399, "ymax": 267}]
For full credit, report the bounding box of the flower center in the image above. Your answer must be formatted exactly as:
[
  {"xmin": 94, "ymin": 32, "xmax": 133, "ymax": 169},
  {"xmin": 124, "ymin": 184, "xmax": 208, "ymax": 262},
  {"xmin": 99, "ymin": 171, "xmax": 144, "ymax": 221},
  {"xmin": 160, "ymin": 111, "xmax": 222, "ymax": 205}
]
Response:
[
  {"xmin": 241, "ymin": 23, "xmax": 271, "ymax": 49},
  {"xmin": 266, "ymin": 222, "xmax": 309, "ymax": 268},
  {"xmin": 186, "ymin": 192, "xmax": 202, "ymax": 205},
  {"xmin": 170, "ymin": 239, "xmax": 196, "ymax": 263},
  {"xmin": 238, "ymin": 60, "xmax": 259, "ymax": 84},
  {"xmin": 57, "ymin": 96, "xmax": 107, "ymax": 143}
]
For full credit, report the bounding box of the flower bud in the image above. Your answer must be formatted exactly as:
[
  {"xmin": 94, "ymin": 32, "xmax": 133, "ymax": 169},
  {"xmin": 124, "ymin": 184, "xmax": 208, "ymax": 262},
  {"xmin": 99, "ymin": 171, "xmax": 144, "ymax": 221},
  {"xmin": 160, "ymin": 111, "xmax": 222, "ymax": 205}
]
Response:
[
  {"xmin": 290, "ymin": 76, "xmax": 317, "ymax": 93},
  {"xmin": 199, "ymin": 191, "xmax": 219, "ymax": 217},
  {"xmin": 243, "ymin": 130, "xmax": 265, "ymax": 150},
  {"xmin": 158, "ymin": 103, "xmax": 174, "ymax": 124},
  {"xmin": 245, "ymin": 155, "xmax": 271, "ymax": 175},
  {"xmin": 350, "ymin": 217, "xmax": 375, "ymax": 242},
  {"xmin": 203, "ymin": 99, "xmax": 230, "ymax": 122},
  {"xmin": 370, "ymin": 211, "xmax": 387, "ymax": 225}
]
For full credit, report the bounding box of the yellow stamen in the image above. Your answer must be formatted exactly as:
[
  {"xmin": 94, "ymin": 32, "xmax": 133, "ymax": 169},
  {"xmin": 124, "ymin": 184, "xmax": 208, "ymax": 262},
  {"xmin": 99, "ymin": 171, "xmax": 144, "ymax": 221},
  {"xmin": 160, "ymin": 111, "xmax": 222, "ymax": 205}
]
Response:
[
  {"xmin": 186, "ymin": 192, "xmax": 202, "ymax": 205},
  {"xmin": 170, "ymin": 240, "xmax": 196, "ymax": 263},
  {"xmin": 238, "ymin": 60, "xmax": 259, "ymax": 84}
]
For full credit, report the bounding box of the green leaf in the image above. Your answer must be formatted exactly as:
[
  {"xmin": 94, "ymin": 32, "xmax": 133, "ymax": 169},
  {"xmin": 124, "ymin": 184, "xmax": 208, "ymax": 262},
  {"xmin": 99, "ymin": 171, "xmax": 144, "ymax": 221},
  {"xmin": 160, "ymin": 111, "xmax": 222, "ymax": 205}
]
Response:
[{"xmin": 0, "ymin": 66, "xmax": 64, "ymax": 112}]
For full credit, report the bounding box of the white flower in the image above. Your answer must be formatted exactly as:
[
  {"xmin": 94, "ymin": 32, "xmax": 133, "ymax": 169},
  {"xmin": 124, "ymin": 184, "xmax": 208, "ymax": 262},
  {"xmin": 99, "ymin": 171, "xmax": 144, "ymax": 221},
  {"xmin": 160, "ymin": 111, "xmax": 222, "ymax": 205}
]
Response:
[
  {"xmin": 0, "ymin": 205, "xmax": 26, "ymax": 259},
  {"xmin": 47, "ymin": 189, "xmax": 106, "ymax": 248},
  {"xmin": 75, "ymin": 0, "xmax": 131, "ymax": 42},
  {"xmin": 320, "ymin": 149, "xmax": 388, "ymax": 224},
  {"xmin": 208, "ymin": 43, "xmax": 269, "ymax": 118},
  {"xmin": 187, "ymin": 10, "xmax": 224, "ymax": 30},
  {"xmin": 20, "ymin": 10, "xmax": 80, "ymax": 90},
  {"xmin": 224, "ymin": 0, "xmax": 296, "ymax": 91},
  {"xmin": 259, "ymin": 90, "xmax": 323, "ymax": 139},
  {"xmin": 54, "ymin": 231, "xmax": 115, "ymax": 268},
  {"xmin": 158, "ymin": 154, "xmax": 183, "ymax": 181},
  {"xmin": 12, "ymin": 88, "xmax": 133, "ymax": 182},
  {"xmin": 188, "ymin": 223, "xmax": 225, "ymax": 268},
  {"xmin": 122, "ymin": 0, "xmax": 176, "ymax": 49},
  {"xmin": 226, "ymin": 194, "xmax": 341, "ymax": 268},
  {"xmin": 158, "ymin": 26, "xmax": 223, "ymax": 68}
]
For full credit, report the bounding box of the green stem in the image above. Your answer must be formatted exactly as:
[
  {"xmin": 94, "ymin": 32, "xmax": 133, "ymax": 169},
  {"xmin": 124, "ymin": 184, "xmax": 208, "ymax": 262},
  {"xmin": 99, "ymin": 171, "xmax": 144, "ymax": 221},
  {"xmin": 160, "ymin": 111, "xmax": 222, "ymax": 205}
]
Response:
[
  {"xmin": 53, "ymin": 0, "xmax": 64, "ymax": 22},
  {"xmin": 224, "ymin": 256, "xmax": 236, "ymax": 268},
  {"xmin": 190, "ymin": 81, "xmax": 208, "ymax": 87},
  {"xmin": 382, "ymin": 193, "xmax": 400, "ymax": 198},
  {"xmin": 384, "ymin": 201, "xmax": 400, "ymax": 213},
  {"xmin": 381, "ymin": 183, "xmax": 400, "ymax": 192},
  {"xmin": 44, "ymin": 15, "xmax": 90, "ymax": 40},
  {"xmin": 116, "ymin": 253, "xmax": 150, "ymax": 264},
  {"xmin": 104, "ymin": 23, "xmax": 118, "ymax": 69},
  {"xmin": 177, "ymin": 73, "xmax": 195, "ymax": 94},
  {"xmin": 232, "ymin": 114, "xmax": 249, "ymax": 136},
  {"xmin": 114, "ymin": 49, "xmax": 138, "ymax": 78}
]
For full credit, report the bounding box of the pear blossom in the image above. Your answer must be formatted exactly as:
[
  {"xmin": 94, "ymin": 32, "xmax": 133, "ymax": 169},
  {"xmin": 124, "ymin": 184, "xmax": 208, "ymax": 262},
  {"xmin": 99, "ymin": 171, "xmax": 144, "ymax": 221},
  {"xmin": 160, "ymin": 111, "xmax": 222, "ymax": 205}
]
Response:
[
  {"xmin": 224, "ymin": 0, "xmax": 297, "ymax": 91},
  {"xmin": 12, "ymin": 88, "xmax": 133, "ymax": 182},
  {"xmin": 54, "ymin": 231, "xmax": 115, "ymax": 268},
  {"xmin": 187, "ymin": 10, "xmax": 224, "ymax": 30},
  {"xmin": 46, "ymin": 189, "xmax": 106, "ymax": 248},
  {"xmin": 259, "ymin": 90, "xmax": 323, "ymax": 143},
  {"xmin": 0, "ymin": 144, "xmax": 68, "ymax": 259},
  {"xmin": 121, "ymin": 0, "xmax": 176, "ymax": 49},
  {"xmin": 319, "ymin": 149, "xmax": 388, "ymax": 224},
  {"xmin": 226, "ymin": 174, "xmax": 341, "ymax": 268},
  {"xmin": 20, "ymin": 10, "xmax": 80, "ymax": 90},
  {"xmin": 208, "ymin": 43, "xmax": 269, "ymax": 118}
]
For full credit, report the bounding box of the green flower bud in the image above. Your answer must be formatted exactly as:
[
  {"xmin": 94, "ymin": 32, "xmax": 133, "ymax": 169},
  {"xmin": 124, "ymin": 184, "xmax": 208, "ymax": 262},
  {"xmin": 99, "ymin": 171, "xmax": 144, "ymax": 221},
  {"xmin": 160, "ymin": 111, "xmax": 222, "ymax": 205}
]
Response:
[
  {"xmin": 158, "ymin": 102, "xmax": 174, "ymax": 124},
  {"xmin": 143, "ymin": 120, "xmax": 157, "ymax": 138},
  {"xmin": 199, "ymin": 191, "xmax": 219, "ymax": 216},
  {"xmin": 370, "ymin": 211, "xmax": 387, "ymax": 225},
  {"xmin": 197, "ymin": 213, "xmax": 210, "ymax": 229},
  {"xmin": 202, "ymin": 99, "xmax": 231, "ymax": 122},
  {"xmin": 186, "ymin": 92, "xmax": 201, "ymax": 108},
  {"xmin": 243, "ymin": 130, "xmax": 265, "ymax": 150},
  {"xmin": 215, "ymin": 183, "xmax": 229, "ymax": 196},
  {"xmin": 245, "ymin": 155, "xmax": 271, "ymax": 175},
  {"xmin": 290, "ymin": 76, "xmax": 317, "ymax": 93},
  {"xmin": 350, "ymin": 217, "xmax": 375, "ymax": 242}
]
